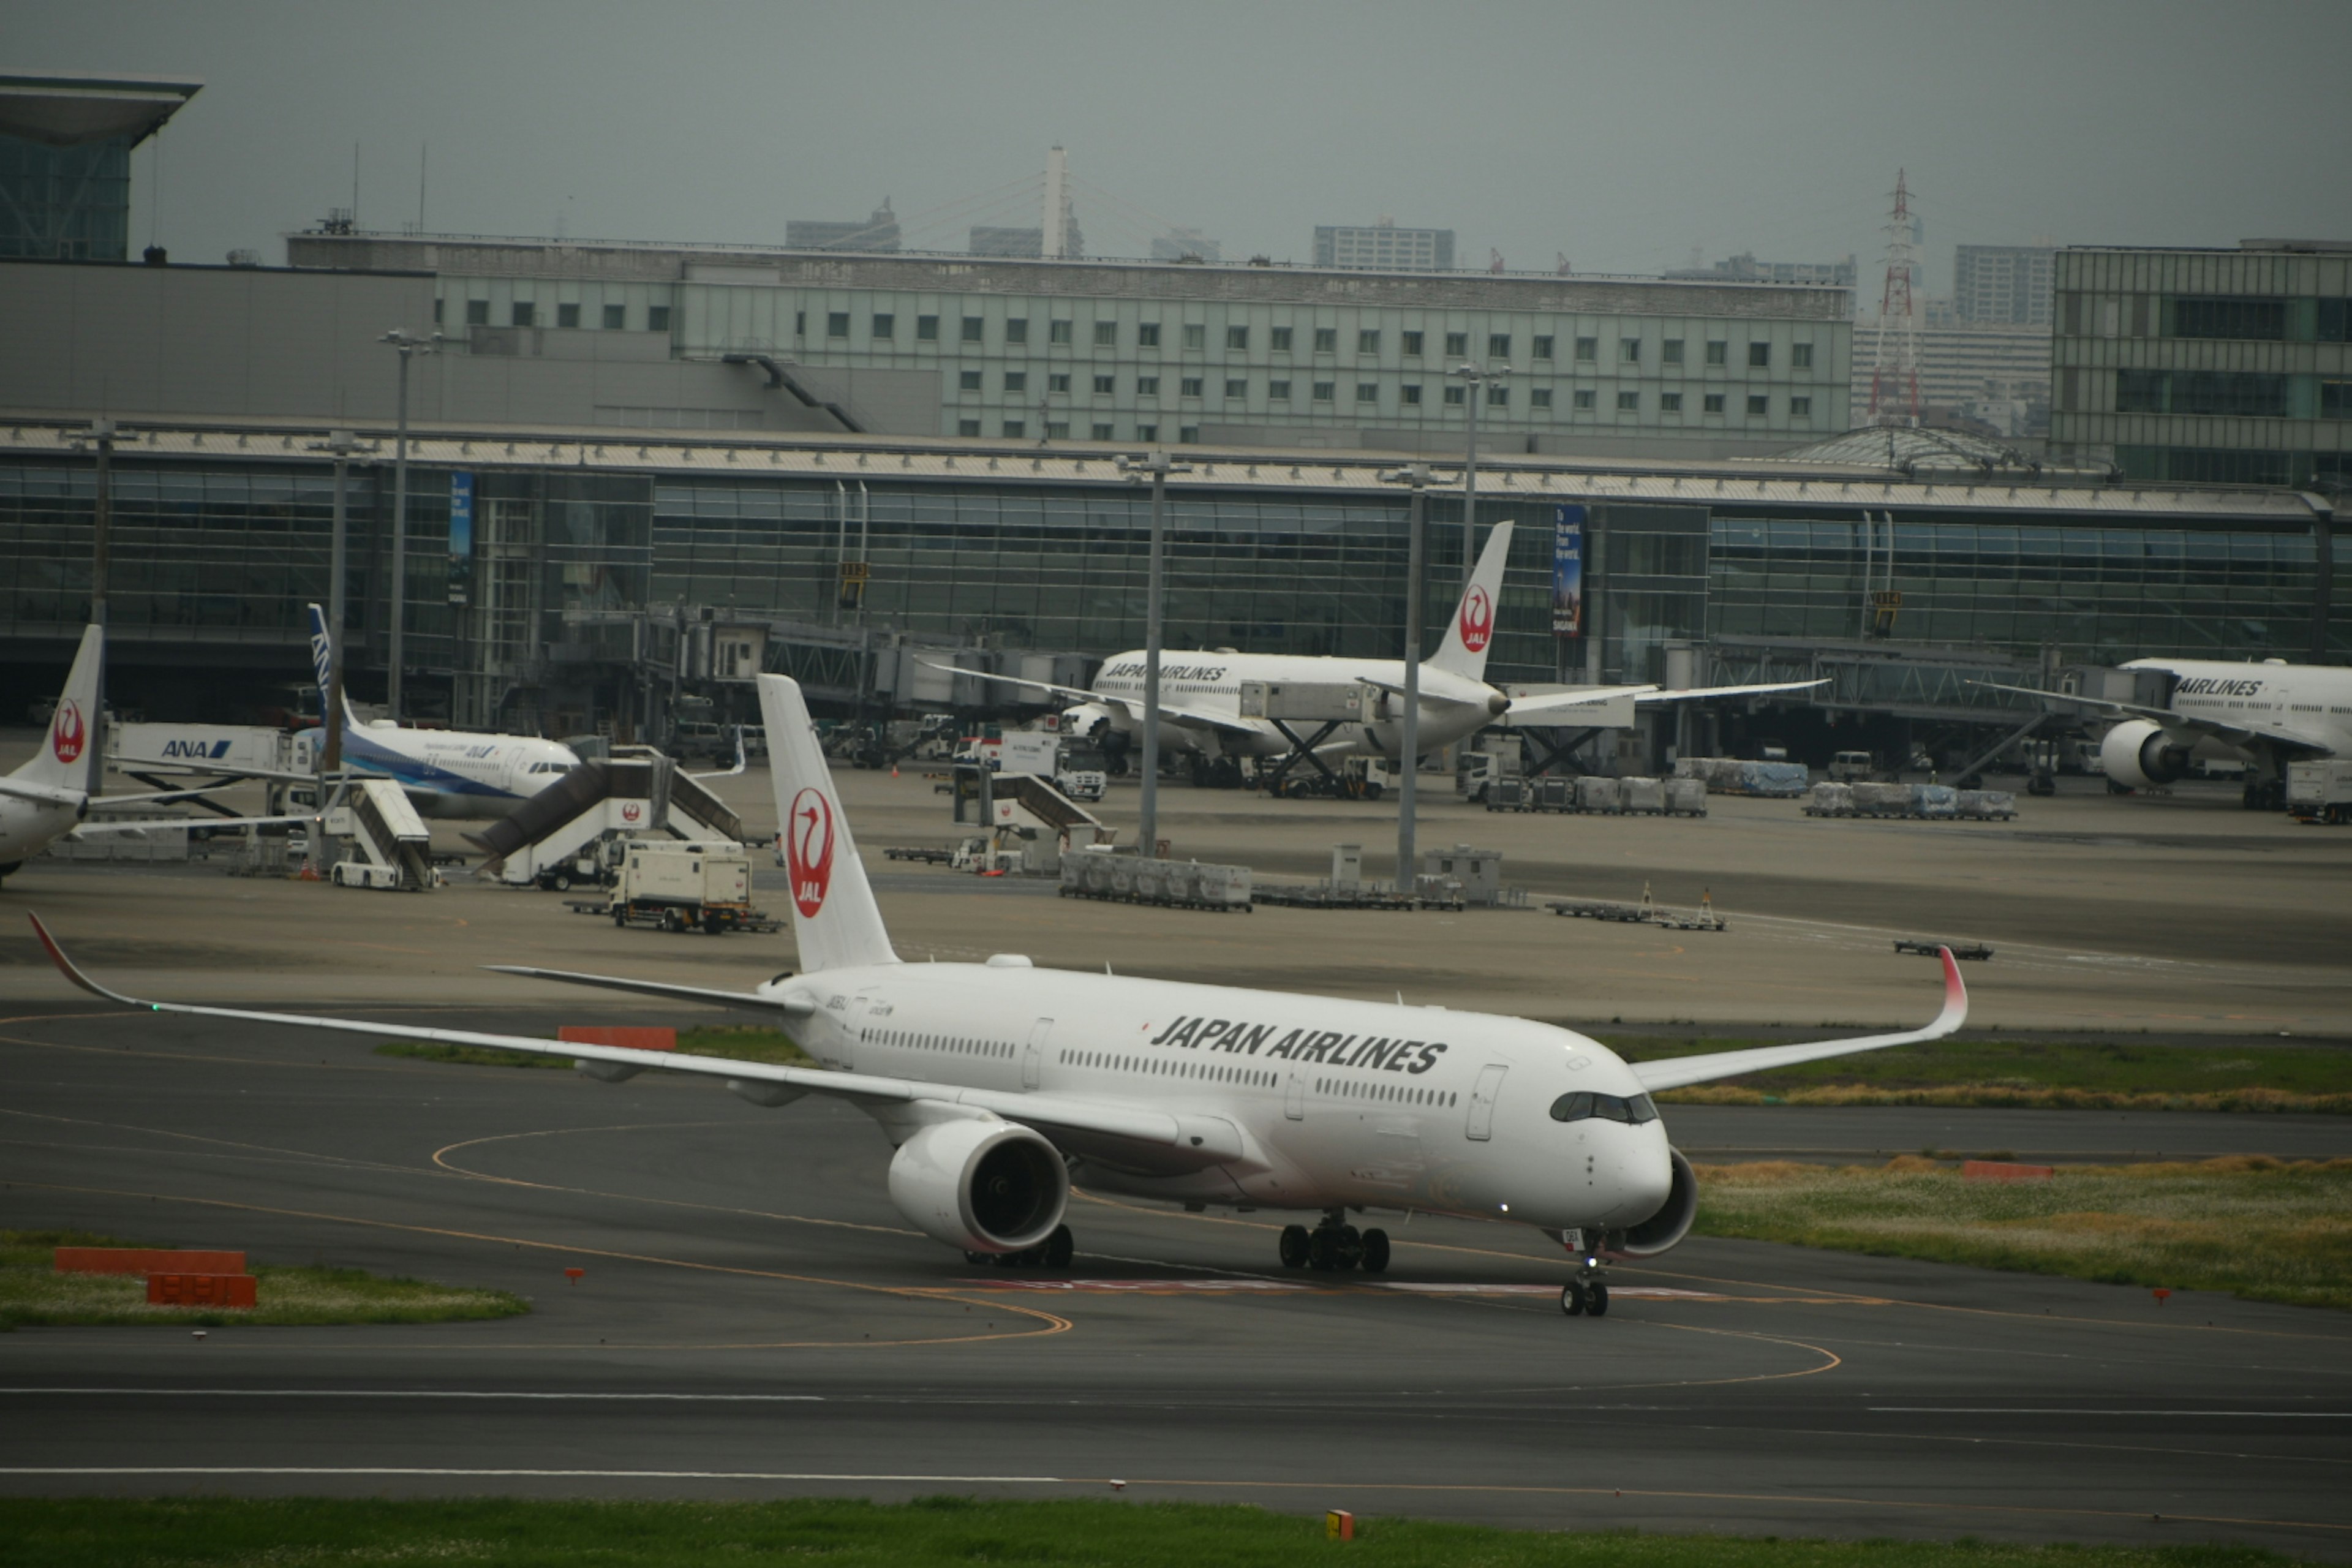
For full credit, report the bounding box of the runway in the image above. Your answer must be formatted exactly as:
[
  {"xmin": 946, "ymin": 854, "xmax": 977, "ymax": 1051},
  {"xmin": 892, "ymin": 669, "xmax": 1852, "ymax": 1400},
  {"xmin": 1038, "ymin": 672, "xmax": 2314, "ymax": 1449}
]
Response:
[{"xmin": 3, "ymin": 1006, "xmax": 2348, "ymax": 1556}]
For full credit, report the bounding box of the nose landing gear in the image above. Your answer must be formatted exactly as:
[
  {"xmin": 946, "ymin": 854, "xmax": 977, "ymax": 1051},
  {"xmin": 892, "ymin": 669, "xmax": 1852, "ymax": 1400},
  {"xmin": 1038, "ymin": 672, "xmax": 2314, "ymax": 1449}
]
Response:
[
  {"xmin": 1558, "ymin": 1235, "xmax": 1611, "ymax": 1318},
  {"xmin": 1279, "ymin": 1212, "xmax": 1390, "ymax": 1274}
]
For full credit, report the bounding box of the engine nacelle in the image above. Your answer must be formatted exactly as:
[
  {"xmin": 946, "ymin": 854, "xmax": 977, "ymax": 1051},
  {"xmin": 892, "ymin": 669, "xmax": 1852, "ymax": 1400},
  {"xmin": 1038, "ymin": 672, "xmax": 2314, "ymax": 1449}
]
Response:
[
  {"xmin": 886, "ymin": 1117, "xmax": 1068, "ymax": 1254},
  {"xmin": 2099, "ymin": 719, "xmax": 2195, "ymax": 791},
  {"xmin": 1611, "ymin": 1147, "xmax": 1698, "ymax": 1258}
]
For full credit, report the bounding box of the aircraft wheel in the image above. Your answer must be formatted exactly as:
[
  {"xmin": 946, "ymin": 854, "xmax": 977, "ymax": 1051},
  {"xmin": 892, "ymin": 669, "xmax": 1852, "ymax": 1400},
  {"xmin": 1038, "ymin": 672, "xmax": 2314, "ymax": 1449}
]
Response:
[
  {"xmin": 1278, "ymin": 1225, "xmax": 1311, "ymax": 1269},
  {"xmin": 1360, "ymin": 1228, "xmax": 1390, "ymax": 1273},
  {"xmin": 1045, "ymin": 1224, "xmax": 1074, "ymax": 1268},
  {"xmin": 1335, "ymin": 1224, "xmax": 1362, "ymax": 1271},
  {"xmin": 1559, "ymin": 1281, "xmax": 1587, "ymax": 1316},
  {"xmin": 1306, "ymin": 1228, "xmax": 1338, "ymax": 1271},
  {"xmin": 1586, "ymin": 1281, "xmax": 1610, "ymax": 1317},
  {"xmin": 963, "ymin": 1251, "xmax": 989, "ymax": 1266}
]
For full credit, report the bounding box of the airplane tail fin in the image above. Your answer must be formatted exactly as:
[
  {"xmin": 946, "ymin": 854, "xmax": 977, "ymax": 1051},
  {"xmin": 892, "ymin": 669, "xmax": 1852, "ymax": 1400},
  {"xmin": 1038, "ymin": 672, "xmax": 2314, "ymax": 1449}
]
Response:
[
  {"xmin": 756, "ymin": 674, "xmax": 899, "ymax": 972},
  {"xmin": 304, "ymin": 602, "xmax": 364, "ymax": 729},
  {"xmin": 17, "ymin": 624, "xmax": 104, "ymax": 792},
  {"xmin": 1424, "ymin": 518, "xmax": 1514, "ymax": 682}
]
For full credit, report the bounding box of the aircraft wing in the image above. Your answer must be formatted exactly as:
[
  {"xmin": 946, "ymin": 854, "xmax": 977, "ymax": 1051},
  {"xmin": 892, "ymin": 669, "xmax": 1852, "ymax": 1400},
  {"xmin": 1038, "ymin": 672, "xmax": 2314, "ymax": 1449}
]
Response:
[
  {"xmin": 0, "ymin": 778, "xmax": 83, "ymax": 807},
  {"xmin": 70, "ymin": 814, "xmax": 309, "ymax": 837},
  {"xmin": 1967, "ymin": 680, "xmax": 2332, "ymax": 757},
  {"xmin": 1630, "ymin": 949, "xmax": 1967, "ymax": 1091},
  {"xmin": 1502, "ymin": 679, "xmax": 1824, "ymax": 726},
  {"xmin": 29, "ymin": 916, "xmax": 1230, "ymax": 1167},
  {"xmin": 916, "ymin": 658, "xmax": 1261, "ymax": 737}
]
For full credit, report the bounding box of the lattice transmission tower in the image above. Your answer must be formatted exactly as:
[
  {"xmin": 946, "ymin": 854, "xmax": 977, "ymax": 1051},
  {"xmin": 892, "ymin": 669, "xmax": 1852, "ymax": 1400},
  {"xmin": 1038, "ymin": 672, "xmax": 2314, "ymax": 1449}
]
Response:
[{"xmin": 1867, "ymin": 168, "xmax": 1922, "ymax": 426}]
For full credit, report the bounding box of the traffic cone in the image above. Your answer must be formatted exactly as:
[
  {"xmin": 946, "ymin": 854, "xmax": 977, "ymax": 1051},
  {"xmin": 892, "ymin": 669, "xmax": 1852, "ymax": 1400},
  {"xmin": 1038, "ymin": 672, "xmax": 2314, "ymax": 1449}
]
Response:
[{"xmin": 891, "ymin": 764, "xmax": 900, "ymax": 778}]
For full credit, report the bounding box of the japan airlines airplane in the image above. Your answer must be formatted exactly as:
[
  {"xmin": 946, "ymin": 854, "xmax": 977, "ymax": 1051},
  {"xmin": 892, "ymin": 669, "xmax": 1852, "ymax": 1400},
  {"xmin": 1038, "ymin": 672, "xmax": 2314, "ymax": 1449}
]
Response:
[
  {"xmin": 29, "ymin": 672, "xmax": 1966, "ymax": 1314},
  {"xmin": 1980, "ymin": 657, "xmax": 2352, "ymax": 809},
  {"xmin": 298, "ymin": 605, "xmax": 581, "ymax": 820},
  {"xmin": 0, "ymin": 627, "xmax": 298, "ymax": 884},
  {"xmin": 942, "ymin": 522, "xmax": 1821, "ymax": 768}
]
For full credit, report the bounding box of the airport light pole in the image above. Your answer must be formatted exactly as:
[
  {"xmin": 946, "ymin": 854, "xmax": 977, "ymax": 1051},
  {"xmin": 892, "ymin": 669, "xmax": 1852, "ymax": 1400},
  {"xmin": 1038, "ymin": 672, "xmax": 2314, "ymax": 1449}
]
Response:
[
  {"xmin": 1449, "ymin": 361, "xmax": 1510, "ymax": 597},
  {"xmin": 64, "ymin": 419, "xmax": 125, "ymax": 795},
  {"xmin": 1117, "ymin": 448, "xmax": 1191, "ymax": 859},
  {"xmin": 1379, "ymin": 462, "xmax": 1436, "ymax": 895},
  {"xmin": 379, "ymin": 329, "xmax": 439, "ymax": 721}
]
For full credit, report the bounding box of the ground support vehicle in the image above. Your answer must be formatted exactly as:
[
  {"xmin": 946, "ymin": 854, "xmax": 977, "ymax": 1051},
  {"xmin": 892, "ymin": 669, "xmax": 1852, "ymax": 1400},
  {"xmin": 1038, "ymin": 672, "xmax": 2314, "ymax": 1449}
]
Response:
[
  {"xmin": 2287, "ymin": 760, "xmax": 2352, "ymax": 824},
  {"xmin": 1059, "ymin": 848, "xmax": 1253, "ymax": 912},
  {"xmin": 575, "ymin": 840, "xmax": 775, "ymax": 933}
]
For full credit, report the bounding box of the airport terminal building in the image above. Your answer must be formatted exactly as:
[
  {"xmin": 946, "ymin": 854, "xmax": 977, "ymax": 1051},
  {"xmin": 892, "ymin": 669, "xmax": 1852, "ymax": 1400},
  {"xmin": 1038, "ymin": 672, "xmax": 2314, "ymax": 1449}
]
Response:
[{"xmin": 0, "ymin": 245, "xmax": 2341, "ymax": 748}]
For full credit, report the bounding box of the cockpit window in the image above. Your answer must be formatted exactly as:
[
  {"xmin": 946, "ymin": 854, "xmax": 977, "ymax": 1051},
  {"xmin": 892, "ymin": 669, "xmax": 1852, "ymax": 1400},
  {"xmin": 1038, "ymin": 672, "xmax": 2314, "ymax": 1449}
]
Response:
[{"xmin": 1549, "ymin": 1091, "xmax": 1659, "ymax": 1125}]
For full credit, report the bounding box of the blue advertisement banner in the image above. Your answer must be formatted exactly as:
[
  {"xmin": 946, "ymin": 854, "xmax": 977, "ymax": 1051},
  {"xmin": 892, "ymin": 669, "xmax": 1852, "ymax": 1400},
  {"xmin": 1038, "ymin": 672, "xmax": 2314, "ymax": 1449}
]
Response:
[
  {"xmin": 1551, "ymin": 504, "xmax": 1585, "ymax": 637},
  {"xmin": 448, "ymin": 471, "xmax": 475, "ymax": 606}
]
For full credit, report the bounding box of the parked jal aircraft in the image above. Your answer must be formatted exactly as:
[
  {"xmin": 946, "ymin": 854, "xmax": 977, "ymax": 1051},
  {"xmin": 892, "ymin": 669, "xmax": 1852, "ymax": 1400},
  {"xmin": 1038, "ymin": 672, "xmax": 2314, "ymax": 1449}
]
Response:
[
  {"xmin": 0, "ymin": 626, "xmax": 296, "ymax": 884},
  {"xmin": 298, "ymin": 604, "xmax": 581, "ymax": 819},
  {"xmin": 1982, "ymin": 657, "xmax": 2352, "ymax": 809},
  {"xmin": 942, "ymin": 521, "xmax": 1820, "ymax": 769},
  {"xmin": 31, "ymin": 673, "xmax": 1964, "ymax": 1314}
]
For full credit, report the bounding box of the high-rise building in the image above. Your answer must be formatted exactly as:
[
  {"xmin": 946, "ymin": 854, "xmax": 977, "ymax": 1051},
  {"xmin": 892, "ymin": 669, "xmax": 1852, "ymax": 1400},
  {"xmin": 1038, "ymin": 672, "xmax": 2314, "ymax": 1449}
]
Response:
[
  {"xmin": 1953, "ymin": 244, "xmax": 2054, "ymax": 326},
  {"xmin": 2050, "ymin": 239, "xmax": 2352, "ymax": 487},
  {"xmin": 1314, "ymin": 221, "xmax": 1453, "ymax": 272},
  {"xmin": 0, "ymin": 70, "xmax": 201, "ymax": 261},
  {"xmin": 784, "ymin": 200, "xmax": 900, "ymax": 254}
]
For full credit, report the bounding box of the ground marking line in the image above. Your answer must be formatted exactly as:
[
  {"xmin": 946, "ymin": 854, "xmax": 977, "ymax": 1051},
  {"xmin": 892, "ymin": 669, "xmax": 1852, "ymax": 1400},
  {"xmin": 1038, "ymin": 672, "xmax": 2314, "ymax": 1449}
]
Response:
[
  {"xmin": 0, "ymin": 1389, "xmax": 824, "ymax": 1402},
  {"xmin": 6, "ymin": 1180, "xmax": 1073, "ymax": 1349},
  {"xmin": 0, "ymin": 1468, "xmax": 1058, "ymax": 1483},
  {"xmin": 1869, "ymin": 1407, "xmax": 2352, "ymax": 1417},
  {"xmin": 1741, "ymin": 1423, "xmax": 2352, "ymax": 1470}
]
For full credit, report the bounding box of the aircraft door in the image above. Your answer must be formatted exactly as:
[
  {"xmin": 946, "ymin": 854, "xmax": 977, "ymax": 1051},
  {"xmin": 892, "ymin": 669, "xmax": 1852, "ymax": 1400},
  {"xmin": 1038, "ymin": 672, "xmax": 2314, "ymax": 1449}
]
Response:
[
  {"xmin": 1284, "ymin": 1069, "xmax": 1305, "ymax": 1120},
  {"xmin": 1465, "ymin": 1063, "xmax": 1508, "ymax": 1141},
  {"xmin": 1023, "ymin": 1019, "xmax": 1052, "ymax": 1090}
]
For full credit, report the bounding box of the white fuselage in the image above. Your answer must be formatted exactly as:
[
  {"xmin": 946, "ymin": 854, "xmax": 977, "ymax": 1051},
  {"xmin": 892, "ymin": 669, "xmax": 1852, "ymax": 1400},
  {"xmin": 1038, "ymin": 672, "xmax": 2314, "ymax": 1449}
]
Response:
[
  {"xmin": 0, "ymin": 793, "xmax": 80, "ymax": 867},
  {"xmin": 766, "ymin": 960, "xmax": 1673, "ymax": 1231},
  {"xmin": 2124, "ymin": 658, "xmax": 2352, "ymax": 757},
  {"xmin": 310, "ymin": 722, "xmax": 581, "ymax": 820},
  {"xmin": 1087, "ymin": 650, "xmax": 1500, "ymax": 761}
]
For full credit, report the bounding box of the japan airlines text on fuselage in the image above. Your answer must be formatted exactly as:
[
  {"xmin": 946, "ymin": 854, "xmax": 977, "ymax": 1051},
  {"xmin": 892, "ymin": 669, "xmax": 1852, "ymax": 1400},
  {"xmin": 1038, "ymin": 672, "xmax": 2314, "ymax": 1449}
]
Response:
[{"xmin": 2125, "ymin": 658, "xmax": 2352, "ymax": 755}]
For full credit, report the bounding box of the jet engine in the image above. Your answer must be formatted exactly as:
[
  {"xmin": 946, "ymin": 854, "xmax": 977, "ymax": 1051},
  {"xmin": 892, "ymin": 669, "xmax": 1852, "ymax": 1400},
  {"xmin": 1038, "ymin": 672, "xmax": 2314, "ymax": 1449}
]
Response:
[
  {"xmin": 886, "ymin": 1117, "xmax": 1069, "ymax": 1254},
  {"xmin": 1063, "ymin": 703, "xmax": 1130, "ymax": 772},
  {"xmin": 2099, "ymin": 719, "xmax": 2195, "ymax": 791},
  {"xmin": 1610, "ymin": 1147, "xmax": 1698, "ymax": 1258}
]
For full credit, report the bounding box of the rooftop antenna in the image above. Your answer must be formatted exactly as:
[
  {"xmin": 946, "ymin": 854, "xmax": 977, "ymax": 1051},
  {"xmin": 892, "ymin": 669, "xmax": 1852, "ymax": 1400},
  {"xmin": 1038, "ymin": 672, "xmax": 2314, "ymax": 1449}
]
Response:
[{"xmin": 1868, "ymin": 169, "xmax": 1922, "ymax": 426}]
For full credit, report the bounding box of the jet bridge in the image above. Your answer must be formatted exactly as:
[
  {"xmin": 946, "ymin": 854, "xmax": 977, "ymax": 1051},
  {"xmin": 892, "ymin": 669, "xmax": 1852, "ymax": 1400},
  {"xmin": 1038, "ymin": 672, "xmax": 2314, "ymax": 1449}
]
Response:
[{"xmin": 469, "ymin": 749, "xmax": 747, "ymax": 888}]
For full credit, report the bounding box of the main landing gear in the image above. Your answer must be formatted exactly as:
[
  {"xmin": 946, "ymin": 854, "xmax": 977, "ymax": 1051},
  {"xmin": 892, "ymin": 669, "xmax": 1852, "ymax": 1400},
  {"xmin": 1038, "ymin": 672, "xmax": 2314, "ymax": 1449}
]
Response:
[
  {"xmin": 964, "ymin": 1224, "xmax": 1075, "ymax": 1270},
  {"xmin": 1278, "ymin": 1212, "xmax": 1390, "ymax": 1274}
]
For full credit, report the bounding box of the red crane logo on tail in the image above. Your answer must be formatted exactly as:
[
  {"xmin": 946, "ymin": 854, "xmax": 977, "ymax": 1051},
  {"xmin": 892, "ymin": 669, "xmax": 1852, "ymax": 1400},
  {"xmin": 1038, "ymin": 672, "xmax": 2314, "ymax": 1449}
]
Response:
[
  {"xmin": 786, "ymin": 788, "xmax": 836, "ymax": 918},
  {"xmin": 51, "ymin": 699, "xmax": 86, "ymax": 764},
  {"xmin": 1459, "ymin": 586, "xmax": 1494, "ymax": 653}
]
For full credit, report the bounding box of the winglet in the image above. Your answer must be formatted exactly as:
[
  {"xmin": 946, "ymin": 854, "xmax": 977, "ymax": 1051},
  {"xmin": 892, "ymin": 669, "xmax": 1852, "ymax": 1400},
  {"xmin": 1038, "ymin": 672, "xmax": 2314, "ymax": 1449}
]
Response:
[
  {"xmin": 26, "ymin": 913, "xmax": 144, "ymax": 1007},
  {"xmin": 1935, "ymin": 944, "xmax": 1968, "ymax": 1034}
]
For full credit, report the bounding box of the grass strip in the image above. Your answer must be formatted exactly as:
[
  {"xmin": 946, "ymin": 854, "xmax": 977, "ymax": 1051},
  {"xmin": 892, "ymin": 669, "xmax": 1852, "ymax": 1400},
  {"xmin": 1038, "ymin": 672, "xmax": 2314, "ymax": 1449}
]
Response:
[
  {"xmin": 1, "ymin": 1230, "xmax": 529, "ymax": 1330},
  {"xmin": 1602, "ymin": 1036, "xmax": 2352, "ymax": 1114},
  {"xmin": 0, "ymin": 1496, "xmax": 2318, "ymax": 1568},
  {"xmin": 1694, "ymin": 1156, "xmax": 2352, "ymax": 1311},
  {"xmin": 375, "ymin": 1025, "xmax": 809, "ymax": 1071}
]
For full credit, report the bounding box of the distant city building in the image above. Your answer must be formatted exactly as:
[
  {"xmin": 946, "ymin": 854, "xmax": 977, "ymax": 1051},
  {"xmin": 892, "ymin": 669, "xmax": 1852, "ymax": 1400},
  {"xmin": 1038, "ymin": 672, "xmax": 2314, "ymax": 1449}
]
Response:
[
  {"xmin": 1151, "ymin": 227, "xmax": 1221, "ymax": 263},
  {"xmin": 1953, "ymin": 244, "xmax": 2054, "ymax": 326},
  {"xmin": 1667, "ymin": 252, "xmax": 1856, "ymax": 289},
  {"xmin": 1314, "ymin": 221, "xmax": 1454, "ymax": 272},
  {"xmin": 784, "ymin": 200, "xmax": 900, "ymax": 254},
  {"xmin": 1850, "ymin": 321, "xmax": 2051, "ymax": 439},
  {"xmin": 0, "ymin": 70, "xmax": 200, "ymax": 261},
  {"xmin": 2051, "ymin": 238, "xmax": 2352, "ymax": 487}
]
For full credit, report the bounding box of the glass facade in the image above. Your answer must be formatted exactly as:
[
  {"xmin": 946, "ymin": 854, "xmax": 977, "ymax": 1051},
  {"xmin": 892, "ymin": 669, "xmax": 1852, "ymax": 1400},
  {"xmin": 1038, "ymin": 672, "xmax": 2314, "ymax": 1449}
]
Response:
[
  {"xmin": 3, "ymin": 453, "xmax": 2343, "ymax": 720},
  {"xmin": 0, "ymin": 135, "xmax": 130, "ymax": 260}
]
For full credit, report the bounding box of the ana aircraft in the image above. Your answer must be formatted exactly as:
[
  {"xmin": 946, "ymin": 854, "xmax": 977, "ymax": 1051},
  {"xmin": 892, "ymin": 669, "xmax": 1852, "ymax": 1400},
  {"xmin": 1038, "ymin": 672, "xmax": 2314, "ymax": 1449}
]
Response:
[
  {"xmin": 31, "ymin": 673, "xmax": 1965, "ymax": 1315},
  {"xmin": 298, "ymin": 605, "xmax": 581, "ymax": 819},
  {"xmin": 1981, "ymin": 657, "xmax": 2352, "ymax": 809},
  {"xmin": 943, "ymin": 521, "xmax": 1820, "ymax": 772},
  {"xmin": 1, "ymin": 627, "xmax": 296, "ymax": 884}
]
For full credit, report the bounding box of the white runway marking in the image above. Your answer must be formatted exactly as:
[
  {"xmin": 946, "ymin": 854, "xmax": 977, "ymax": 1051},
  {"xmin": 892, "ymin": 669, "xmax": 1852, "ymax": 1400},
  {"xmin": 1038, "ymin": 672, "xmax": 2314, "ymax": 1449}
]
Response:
[
  {"xmin": 0, "ymin": 1389, "xmax": 823, "ymax": 1402},
  {"xmin": 0, "ymin": 1468, "xmax": 1063, "ymax": 1482},
  {"xmin": 1869, "ymin": 1408, "xmax": 2351, "ymax": 1418}
]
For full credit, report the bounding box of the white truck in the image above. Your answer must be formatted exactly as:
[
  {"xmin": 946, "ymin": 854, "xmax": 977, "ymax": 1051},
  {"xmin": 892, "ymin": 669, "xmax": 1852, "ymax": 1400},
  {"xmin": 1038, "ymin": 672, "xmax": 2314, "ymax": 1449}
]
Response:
[
  {"xmin": 987, "ymin": 731, "xmax": 1108, "ymax": 803},
  {"xmin": 602, "ymin": 840, "xmax": 773, "ymax": 933},
  {"xmin": 2286, "ymin": 760, "xmax": 2352, "ymax": 824}
]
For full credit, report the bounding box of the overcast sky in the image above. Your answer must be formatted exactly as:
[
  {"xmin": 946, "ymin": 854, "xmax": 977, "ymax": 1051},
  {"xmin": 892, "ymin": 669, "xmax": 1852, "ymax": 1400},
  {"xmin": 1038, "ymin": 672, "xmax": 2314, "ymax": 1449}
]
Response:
[{"xmin": 13, "ymin": 1, "xmax": 2350, "ymax": 296}]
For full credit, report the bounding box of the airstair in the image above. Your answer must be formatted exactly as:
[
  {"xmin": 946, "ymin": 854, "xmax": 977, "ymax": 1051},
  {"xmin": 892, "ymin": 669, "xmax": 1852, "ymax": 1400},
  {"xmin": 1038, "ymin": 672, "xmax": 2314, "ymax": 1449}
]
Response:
[
  {"xmin": 984, "ymin": 773, "xmax": 1107, "ymax": 873},
  {"xmin": 470, "ymin": 748, "xmax": 746, "ymax": 888},
  {"xmin": 329, "ymin": 778, "xmax": 438, "ymax": 890}
]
